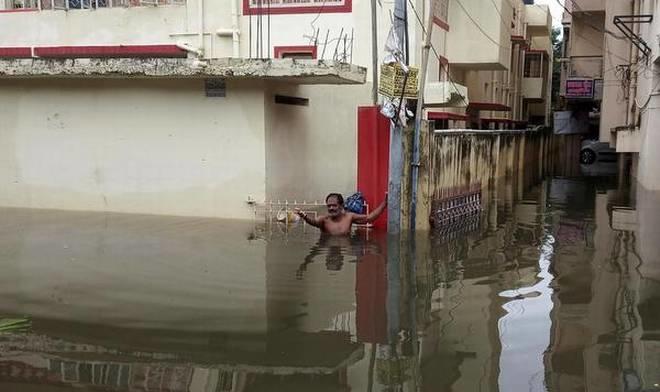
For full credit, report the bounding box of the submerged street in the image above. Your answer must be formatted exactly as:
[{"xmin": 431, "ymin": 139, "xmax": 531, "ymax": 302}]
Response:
[{"xmin": 1, "ymin": 176, "xmax": 658, "ymax": 392}]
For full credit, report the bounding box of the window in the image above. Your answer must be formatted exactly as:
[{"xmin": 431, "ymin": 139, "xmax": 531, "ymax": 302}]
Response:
[
  {"xmin": 524, "ymin": 52, "xmax": 543, "ymax": 78},
  {"xmin": 27, "ymin": 0, "xmax": 184, "ymax": 10},
  {"xmin": 244, "ymin": 0, "xmax": 351, "ymax": 15},
  {"xmin": 274, "ymin": 46, "xmax": 317, "ymax": 60},
  {"xmin": 4, "ymin": 0, "xmax": 38, "ymax": 8}
]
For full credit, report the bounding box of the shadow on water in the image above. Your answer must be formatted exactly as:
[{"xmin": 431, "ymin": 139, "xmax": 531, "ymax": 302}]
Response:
[{"xmin": 1, "ymin": 177, "xmax": 660, "ymax": 392}]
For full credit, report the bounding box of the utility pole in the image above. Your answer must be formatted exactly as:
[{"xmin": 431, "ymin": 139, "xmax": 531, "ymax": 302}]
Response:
[
  {"xmin": 387, "ymin": 0, "xmax": 408, "ymax": 234},
  {"xmin": 409, "ymin": 1, "xmax": 435, "ymax": 231},
  {"xmin": 371, "ymin": 0, "xmax": 379, "ymax": 105}
]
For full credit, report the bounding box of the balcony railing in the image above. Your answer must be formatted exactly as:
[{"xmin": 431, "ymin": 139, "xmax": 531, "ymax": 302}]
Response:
[
  {"xmin": 567, "ymin": 56, "xmax": 603, "ymax": 79},
  {"xmin": 4, "ymin": 0, "xmax": 183, "ymax": 9}
]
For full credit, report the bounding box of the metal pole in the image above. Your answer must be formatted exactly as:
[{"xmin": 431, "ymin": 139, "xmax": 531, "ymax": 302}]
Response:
[
  {"xmin": 371, "ymin": 0, "xmax": 379, "ymax": 104},
  {"xmin": 409, "ymin": 0, "xmax": 435, "ymax": 231},
  {"xmin": 387, "ymin": 0, "xmax": 408, "ymax": 235}
]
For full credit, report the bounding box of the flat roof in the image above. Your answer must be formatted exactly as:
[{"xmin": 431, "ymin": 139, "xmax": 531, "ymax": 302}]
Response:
[{"xmin": 0, "ymin": 57, "xmax": 367, "ymax": 85}]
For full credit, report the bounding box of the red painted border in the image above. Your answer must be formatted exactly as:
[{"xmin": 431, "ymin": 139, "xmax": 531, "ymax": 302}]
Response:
[
  {"xmin": 243, "ymin": 0, "xmax": 352, "ymax": 15},
  {"xmin": 0, "ymin": 8, "xmax": 38, "ymax": 12},
  {"xmin": 33, "ymin": 45, "xmax": 187, "ymax": 58},
  {"xmin": 468, "ymin": 102, "xmax": 511, "ymax": 111},
  {"xmin": 433, "ymin": 16, "xmax": 450, "ymax": 31},
  {"xmin": 0, "ymin": 47, "xmax": 32, "ymax": 58},
  {"xmin": 273, "ymin": 45, "xmax": 317, "ymax": 59},
  {"xmin": 428, "ymin": 111, "xmax": 467, "ymax": 121}
]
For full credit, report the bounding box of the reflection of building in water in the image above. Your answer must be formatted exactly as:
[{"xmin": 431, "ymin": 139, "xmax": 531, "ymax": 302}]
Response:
[
  {"xmin": 545, "ymin": 178, "xmax": 660, "ymax": 392},
  {"xmin": 0, "ymin": 208, "xmax": 366, "ymax": 392},
  {"xmin": 414, "ymin": 179, "xmax": 551, "ymax": 391}
]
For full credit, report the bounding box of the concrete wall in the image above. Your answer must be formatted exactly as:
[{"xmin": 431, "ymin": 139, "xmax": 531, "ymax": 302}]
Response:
[
  {"xmin": 404, "ymin": 124, "xmax": 567, "ymax": 230},
  {"xmin": 599, "ymin": 0, "xmax": 632, "ymax": 142},
  {"xmin": 569, "ymin": 13, "xmax": 605, "ymax": 58},
  {"xmin": 264, "ymin": 83, "xmax": 371, "ymax": 201},
  {"xmin": 0, "ymin": 79, "xmax": 267, "ymax": 219},
  {"xmin": 634, "ymin": 0, "xmax": 660, "ymax": 190},
  {"xmin": 446, "ymin": 0, "xmax": 512, "ymax": 70}
]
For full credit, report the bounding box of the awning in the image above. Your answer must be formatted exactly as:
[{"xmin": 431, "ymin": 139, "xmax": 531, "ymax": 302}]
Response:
[{"xmin": 468, "ymin": 102, "xmax": 512, "ymax": 111}]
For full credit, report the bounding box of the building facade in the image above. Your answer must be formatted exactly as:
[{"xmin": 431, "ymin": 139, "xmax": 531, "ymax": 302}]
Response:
[
  {"xmin": 0, "ymin": 0, "xmax": 553, "ymax": 220},
  {"xmin": 559, "ymin": 0, "xmax": 660, "ymax": 190}
]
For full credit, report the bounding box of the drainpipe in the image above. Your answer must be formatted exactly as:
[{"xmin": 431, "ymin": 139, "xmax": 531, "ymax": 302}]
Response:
[
  {"xmin": 198, "ymin": 0, "xmax": 205, "ymax": 57},
  {"xmin": 386, "ymin": 0, "xmax": 408, "ymax": 235},
  {"xmin": 231, "ymin": 0, "xmax": 240, "ymax": 58},
  {"xmin": 627, "ymin": 0, "xmax": 639, "ymax": 128},
  {"xmin": 491, "ymin": 71, "xmax": 496, "ymax": 123},
  {"xmin": 410, "ymin": 0, "xmax": 434, "ymax": 231},
  {"xmin": 216, "ymin": 0, "xmax": 241, "ymax": 58},
  {"xmin": 371, "ymin": 0, "xmax": 379, "ymax": 104}
]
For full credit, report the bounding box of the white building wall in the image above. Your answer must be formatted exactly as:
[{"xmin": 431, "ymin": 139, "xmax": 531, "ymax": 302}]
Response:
[
  {"xmin": 599, "ymin": 0, "xmax": 633, "ymax": 142},
  {"xmin": 635, "ymin": 0, "xmax": 660, "ymax": 190},
  {"xmin": 0, "ymin": 79, "xmax": 267, "ymax": 219},
  {"xmin": 264, "ymin": 83, "xmax": 370, "ymax": 201}
]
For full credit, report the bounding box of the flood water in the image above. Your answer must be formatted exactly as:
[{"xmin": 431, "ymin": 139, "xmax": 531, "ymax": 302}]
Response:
[{"xmin": 1, "ymin": 177, "xmax": 659, "ymax": 392}]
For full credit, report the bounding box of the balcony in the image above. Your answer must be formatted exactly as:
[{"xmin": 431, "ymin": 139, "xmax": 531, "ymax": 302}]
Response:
[
  {"xmin": 446, "ymin": 0, "xmax": 511, "ymax": 70},
  {"xmin": 568, "ymin": 56, "xmax": 603, "ymax": 78},
  {"xmin": 0, "ymin": 1, "xmax": 194, "ymax": 55},
  {"xmin": 522, "ymin": 50, "xmax": 548, "ymax": 101},
  {"xmin": 569, "ymin": 0, "xmax": 605, "ymax": 13},
  {"xmin": 525, "ymin": 4, "xmax": 551, "ymax": 36},
  {"xmin": 3, "ymin": 0, "xmax": 183, "ymax": 9}
]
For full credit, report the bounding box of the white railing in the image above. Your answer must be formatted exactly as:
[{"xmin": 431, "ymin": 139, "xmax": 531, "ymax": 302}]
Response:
[{"xmin": 4, "ymin": 0, "xmax": 184, "ymax": 9}]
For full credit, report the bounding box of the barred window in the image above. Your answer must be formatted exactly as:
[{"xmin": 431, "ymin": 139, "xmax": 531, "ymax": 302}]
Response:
[{"xmin": 5, "ymin": 0, "xmax": 184, "ymax": 9}]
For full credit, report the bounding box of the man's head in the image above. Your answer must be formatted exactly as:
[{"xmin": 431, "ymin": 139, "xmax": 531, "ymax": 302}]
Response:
[{"xmin": 325, "ymin": 193, "xmax": 345, "ymax": 218}]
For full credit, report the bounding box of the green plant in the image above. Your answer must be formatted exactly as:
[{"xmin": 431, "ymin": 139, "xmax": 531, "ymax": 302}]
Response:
[{"xmin": 0, "ymin": 318, "xmax": 31, "ymax": 334}]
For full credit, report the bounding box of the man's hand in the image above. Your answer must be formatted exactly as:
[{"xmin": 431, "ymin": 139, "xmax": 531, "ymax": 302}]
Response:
[{"xmin": 294, "ymin": 208, "xmax": 306, "ymax": 218}]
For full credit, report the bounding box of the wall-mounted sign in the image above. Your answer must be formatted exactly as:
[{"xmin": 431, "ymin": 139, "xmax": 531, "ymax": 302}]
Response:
[
  {"xmin": 244, "ymin": 0, "xmax": 351, "ymax": 15},
  {"xmin": 565, "ymin": 78, "xmax": 594, "ymax": 99},
  {"xmin": 205, "ymin": 79, "xmax": 226, "ymax": 98}
]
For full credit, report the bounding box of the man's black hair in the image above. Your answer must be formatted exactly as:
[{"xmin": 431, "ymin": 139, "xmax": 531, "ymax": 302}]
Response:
[{"xmin": 325, "ymin": 193, "xmax": 344, "ymax": 205}]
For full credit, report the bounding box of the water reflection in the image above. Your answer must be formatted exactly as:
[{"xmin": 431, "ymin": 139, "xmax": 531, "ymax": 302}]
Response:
[{"xmin": 0, "ymin": 177, "xmax": 659, "ymax": 391}]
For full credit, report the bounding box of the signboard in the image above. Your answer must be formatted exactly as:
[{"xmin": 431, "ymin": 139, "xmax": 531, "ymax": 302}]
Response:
[
  {"xmin": 205, "ymin": 79, "xmax": 226, "ymax": 98},
  {"xmin": 565, "ymin": 78, "xmax": 594, "ymax": 99},
  {"xmin": 244, "ymin": 0, "xmax": 351, "ymax": 14}
]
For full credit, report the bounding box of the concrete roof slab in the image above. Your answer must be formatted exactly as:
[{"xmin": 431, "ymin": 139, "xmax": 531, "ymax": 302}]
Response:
[{"xmin": 0, "ymin": 57, "xmax": 367, "ymax": 85}]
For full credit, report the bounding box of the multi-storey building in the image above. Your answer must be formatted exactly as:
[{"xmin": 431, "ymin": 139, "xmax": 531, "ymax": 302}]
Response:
[
  {"xmin": 0, "ymin": 0, "xmax": 554, "ymax": 220},
  {"xmin": 559, "ymin": 0, "xmax": 660, "ymax": 190}
]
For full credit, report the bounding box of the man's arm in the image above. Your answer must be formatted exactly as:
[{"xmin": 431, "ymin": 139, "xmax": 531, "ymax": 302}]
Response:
[
  {"xmin": 295, "ymin": 208, "xmax": 324, "ymax": 228},
  {"xmin": 352, "ymin": 197, "xmax": 387, "ymax": 224}
]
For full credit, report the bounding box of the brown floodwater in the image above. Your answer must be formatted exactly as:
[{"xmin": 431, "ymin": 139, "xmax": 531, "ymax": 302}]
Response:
[{"xmin": 0, "ymin": 177, "xmax": 659, "ymax": 392}]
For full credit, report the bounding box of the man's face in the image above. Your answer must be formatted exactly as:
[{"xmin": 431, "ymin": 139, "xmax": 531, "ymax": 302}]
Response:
[{"xmin": 326, "ymin": 196, "xmax": 343, "ymax": 218}]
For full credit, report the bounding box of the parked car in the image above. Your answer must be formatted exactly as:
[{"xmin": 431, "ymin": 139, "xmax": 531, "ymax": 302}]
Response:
[{"xmin": 580, "ymin": 140, "xmax": 618, "ymax": 176}]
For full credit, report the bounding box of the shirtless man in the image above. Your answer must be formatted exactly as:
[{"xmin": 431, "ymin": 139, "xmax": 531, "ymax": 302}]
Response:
[{"xmin": 294, "ymin": 193, "xmax": 387, "ymax": 235}]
